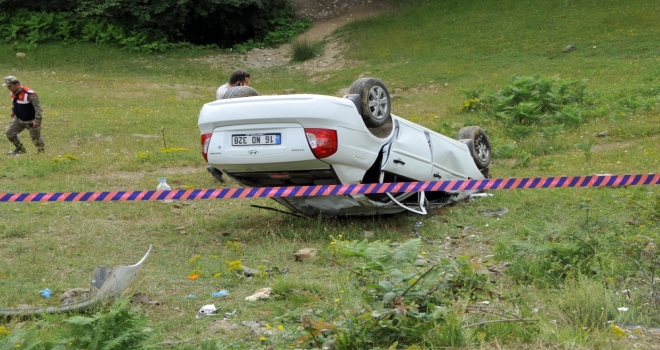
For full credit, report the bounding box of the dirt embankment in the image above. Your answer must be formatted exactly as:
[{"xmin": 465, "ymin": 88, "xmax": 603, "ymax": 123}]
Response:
[
  {"xmin": 198, "ymin": 0, "xmax": 393, "ymax": 77},
  {"xmin": 290, "ymin": 0, "xmax": 392, "ymax": 21}
]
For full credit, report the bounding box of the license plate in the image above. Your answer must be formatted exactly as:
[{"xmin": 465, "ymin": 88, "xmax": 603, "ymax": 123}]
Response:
[{"xmin": 231, "ymin": 133, "xmax": 281, "ymax": 146}]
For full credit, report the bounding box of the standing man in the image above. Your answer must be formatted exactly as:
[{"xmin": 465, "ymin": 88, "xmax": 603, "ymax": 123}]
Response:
[
  {"xmin": 215, "ymin": 70, "xmax": 250, "ymax": 100},
  {"xmin": 4, "ymin": 76, "xmax": 45, "ymax": 155}
]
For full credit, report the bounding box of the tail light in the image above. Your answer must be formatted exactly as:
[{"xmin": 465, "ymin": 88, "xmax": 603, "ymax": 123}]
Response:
[
  {"xmin": 201, "ymin": 133, "xmax": 212, "ymax": 162},
  {"xmin": 304, "ymin": 128, "xmax": 338, "ymax": 159}
]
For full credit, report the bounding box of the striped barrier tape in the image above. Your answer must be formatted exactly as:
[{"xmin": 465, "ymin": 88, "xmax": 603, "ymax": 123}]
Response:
[{"xmin": 0, "ymin": 174, "xmax": 658, "ymax": 203}]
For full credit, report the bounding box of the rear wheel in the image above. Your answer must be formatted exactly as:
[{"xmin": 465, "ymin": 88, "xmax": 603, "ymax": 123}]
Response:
[
  {"xmin": 348, "ymin": 78, "xmax": 392, "ymax": 128},
  {"xmin": 457, "ymin": 126, "xmax": 491, "ymax": 169},
  {"xmin": 223, "ymin": 86, "xmax": 260, "ymax": 99}
]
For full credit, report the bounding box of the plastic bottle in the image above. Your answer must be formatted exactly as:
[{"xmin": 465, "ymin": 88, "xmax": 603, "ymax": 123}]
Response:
[{"xmin": 157, "ymin": 177, "xmax": 173, "ymax": 203}]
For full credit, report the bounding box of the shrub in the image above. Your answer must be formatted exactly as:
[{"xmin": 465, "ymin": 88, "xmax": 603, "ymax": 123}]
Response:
[
  {"xmin": 487, "ymin": 75, "xmax": 588, "ymax": 126},
  {"xmin": 0, "ymin": 1, "xmax": 311, "ymax": 52}
]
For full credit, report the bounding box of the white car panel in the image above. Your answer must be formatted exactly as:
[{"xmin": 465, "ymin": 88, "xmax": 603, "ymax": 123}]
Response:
[
  {"xmin": 382, "ymin": 119, "xmax": 433, "ymax": 181},
  {"xmin": 429, "ymin": 132, "xmax": 482, "ymax": 179}
]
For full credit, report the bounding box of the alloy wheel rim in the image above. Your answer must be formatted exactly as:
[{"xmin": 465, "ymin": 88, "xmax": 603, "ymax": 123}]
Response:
[{"xmin": 367, "ymin": 86, "xmax": 388, "ymax": 120}]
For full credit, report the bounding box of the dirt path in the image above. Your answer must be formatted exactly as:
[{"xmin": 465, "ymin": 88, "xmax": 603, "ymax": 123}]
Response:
[{"xmin": 198, "ymin": 0, "xmax": 394, "ymax": 74}]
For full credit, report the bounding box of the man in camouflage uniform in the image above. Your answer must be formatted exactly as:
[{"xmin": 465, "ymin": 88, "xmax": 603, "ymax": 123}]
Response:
[{"xmin": 3, "ymin": 76, "xmax": 45, "ymax": 154}]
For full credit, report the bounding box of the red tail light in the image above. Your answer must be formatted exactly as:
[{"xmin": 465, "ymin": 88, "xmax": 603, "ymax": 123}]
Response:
[
  {"xmin": 201, "ymin": 133, "xmax": 212, "ymax": 162},
  {"xmin": 304, "ymin": 128, "xmax": 338, "ymax": 159}
]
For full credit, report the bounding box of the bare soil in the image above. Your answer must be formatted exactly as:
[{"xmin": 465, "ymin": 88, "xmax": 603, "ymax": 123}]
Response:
[{"xmin": 197, "ymin": 0, "xmax": 394, "ymax": 75}]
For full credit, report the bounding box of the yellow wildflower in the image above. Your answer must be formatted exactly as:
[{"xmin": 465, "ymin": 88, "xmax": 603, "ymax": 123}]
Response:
[
  {"xmin": 225, "ymin": 260, "xmax": 243, "ymax": 272},
  {"xmin": 189, "ymin": 254, "xmax": 201, "ymax": 265},
  {"xmin": 611, "ymin": 323, "xmax": 626, "ymax": 338}
]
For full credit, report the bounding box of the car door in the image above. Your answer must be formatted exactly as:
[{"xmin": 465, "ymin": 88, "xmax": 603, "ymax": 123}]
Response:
[
  {"xmin": 380, "ymin": 119, "xmax": 433, "ymax": 181},
  {"xmin": 429, "ymin": 132, "xmax": 483, "ymax": 180}
]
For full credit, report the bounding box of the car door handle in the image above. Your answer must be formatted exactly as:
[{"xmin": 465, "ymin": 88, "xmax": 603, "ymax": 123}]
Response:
[
  {"xmin": 393, "ymin": 159, "xmax": 405, "ymax": 165},
  {"xmin": 433, "ymin": 173, "xmax": 442, "ymax": 179}
]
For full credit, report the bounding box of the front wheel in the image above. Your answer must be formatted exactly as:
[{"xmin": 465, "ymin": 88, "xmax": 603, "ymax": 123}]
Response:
[
  {"xmin": 457, "ymin": 126, "xmax": 491, "ymax": 169},
  {"xmin": 348, "ymin": 78, "xmax": 392, "ymax": 128}
]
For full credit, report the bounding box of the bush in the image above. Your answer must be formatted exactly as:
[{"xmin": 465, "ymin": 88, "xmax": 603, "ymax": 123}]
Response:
[
  {"xmin": 0, "ymin": 0, "xmax": 310, "ymax": 52},
  {"xmin": 487, "ymin": 75, "xmax": 588, "ymax": 126}
]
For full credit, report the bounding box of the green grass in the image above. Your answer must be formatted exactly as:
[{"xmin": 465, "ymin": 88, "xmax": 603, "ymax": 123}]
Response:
[
  {"xmin": 289, "ymin": 39, "xmax": 325, "ymax": 62},
  {"xmin": 1, "ymin": 0, "xmax": 660, "ymax": 348}
]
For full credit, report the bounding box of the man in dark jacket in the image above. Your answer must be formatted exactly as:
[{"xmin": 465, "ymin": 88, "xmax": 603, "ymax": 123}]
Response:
[{"xmin": 4, "ymin": 75, "xmax": 45, "ymax": 154}]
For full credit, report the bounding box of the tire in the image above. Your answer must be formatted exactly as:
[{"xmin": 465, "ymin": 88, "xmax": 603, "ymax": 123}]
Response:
[
  {"xmin": 223, "ymin": 86, "xmax": 260, "ymax": 99},
  {"xmin": 457, "ymin": 126, "xmax": 492, "ymax": 169},
  {"xmin": 348, "ymin": 78, "xmax": 391, "ymax": 128}
]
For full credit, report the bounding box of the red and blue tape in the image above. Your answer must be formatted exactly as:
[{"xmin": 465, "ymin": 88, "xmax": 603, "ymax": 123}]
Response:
[{"xmin": 1, "ymin": 174, "xmax": 658, "ymax": 203}]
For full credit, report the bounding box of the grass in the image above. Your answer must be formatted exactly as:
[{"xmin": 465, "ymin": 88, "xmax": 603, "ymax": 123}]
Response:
[
  {"xmin": 1, "ymin": 0, "xmax": 660, "ymax": 348},
  {"xmin": 289, "ymin": 39, "xmax": 325, "ymax": 62}
]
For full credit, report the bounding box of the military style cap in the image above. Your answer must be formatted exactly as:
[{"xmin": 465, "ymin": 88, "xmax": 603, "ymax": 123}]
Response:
[{"xmin": 2, "ymin": 76, "xmax": 20, "ymax": 87}]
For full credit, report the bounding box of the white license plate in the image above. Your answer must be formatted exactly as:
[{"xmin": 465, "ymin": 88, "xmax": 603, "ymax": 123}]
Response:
[{"xmin": 231, "ymin": 133, "xmax": 281, "ymax": 146}]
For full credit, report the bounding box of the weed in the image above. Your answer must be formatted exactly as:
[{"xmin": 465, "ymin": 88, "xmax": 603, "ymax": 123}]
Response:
[
  {"xmin": 574, "ymin": 142, "xmax": 594, "ymax": 161},
  {"xmin": 514, "ymin": 150, "xmax": 532, "ymax": 168},
  {"xmin": 493, "ymin": 143, "xmax": 516, "ymax": 159},
  {"xmin": 541, "ymin": 125, "xmax": 563, "ymax": 141},
  {"xmin": 506, "ymin": 125, "xmax": 535, "ymax": 142},
  {"xmin": 554, "ymin": 277, "xmax": 618, "ymax": 330},
  {"xmin": 290, "ymin": 39, "xmax": 324, "ymax": 62}
]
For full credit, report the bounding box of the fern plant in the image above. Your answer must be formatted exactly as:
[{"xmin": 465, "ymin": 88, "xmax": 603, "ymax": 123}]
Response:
[{"xmin": 63, "ymin": 298, "xmax": 151, "ymax": 350}]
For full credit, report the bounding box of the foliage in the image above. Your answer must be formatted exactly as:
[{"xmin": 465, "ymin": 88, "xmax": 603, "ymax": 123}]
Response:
[
  {"xmin": 0, "ymin": 299, "xmax": 151, "ymax": 349},
  {"xmin": 0, "ymin": 1, "xmax": 310, "ymax": 52},
  {"xmin": 555, "ymin": 277, "xmax": 619, "ymax": 330},
  {"xmin": 0, "ymin": 9, "xmax": 190, "ymax": 53},
  {"xmin": 498, "ymin": 189, "xmax": 660, "ymax": 323},
  {"xmin": 482, "ymin": 75, "xmax": 588, "ymax": 127},
  {"xmin": 62, "ymin": 299, "xmax": 151, "ymax": 349},
  {"xmin": 279, "ymin": 237, "xmax": 492, "ymax": 349},
  {"xmin": 264, "ymin": 16, "xmax": 312, "ymax": 47}
]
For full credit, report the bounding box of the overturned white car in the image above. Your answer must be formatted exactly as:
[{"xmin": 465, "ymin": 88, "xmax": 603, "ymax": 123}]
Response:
[{"xmin": 198, "ymin": 78, "xmax": 491, "ymax": 216}]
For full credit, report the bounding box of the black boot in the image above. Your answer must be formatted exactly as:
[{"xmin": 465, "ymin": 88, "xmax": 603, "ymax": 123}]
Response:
[{"xmin": 13, "ymin": 144, "xmax": 27, "ymax": 154}]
